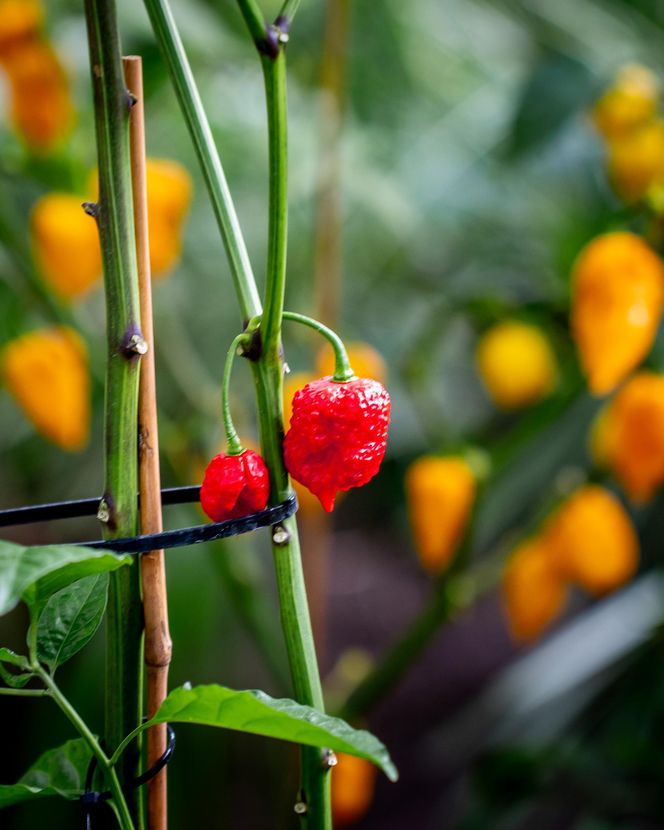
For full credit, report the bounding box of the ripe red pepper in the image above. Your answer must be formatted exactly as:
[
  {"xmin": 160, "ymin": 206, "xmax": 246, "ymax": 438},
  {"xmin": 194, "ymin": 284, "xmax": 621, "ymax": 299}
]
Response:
[
  {"xmin": 200, "ymin": 449, "xmax": 270, "ymax": 522},
  {"xmin": 283, "ymin": 376, "xmax": 391, "ymax": 512}
]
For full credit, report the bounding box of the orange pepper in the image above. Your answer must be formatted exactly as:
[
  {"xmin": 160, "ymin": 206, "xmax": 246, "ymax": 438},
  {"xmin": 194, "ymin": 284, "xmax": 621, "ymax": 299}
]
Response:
[
  {"xmin": 331, "ymin": 753, "xmax": 377, "ymax": 827},
  {"xmin": 145, "ymin": 158, "xmax": 193, "ymax": 277},
  {"xmin": 405, "ymin": 456, "xmax": 476, "ymax": 574},
  {"xmin": 2, "ymin": 38, "xmax": 74, "ymax": 152},
  {"xmin": 0, "ymin": 0, "xmax": 43, "ymax": 57},
  {"xmin": 88, "ymin": 158, "xmax": 193, "ymax": 277},
  {"xmin": 317, "ymin": 341, "xmax": 387, "ymax": 385},
  {"xmin": 543, "ymin": 485, "xmax": 638, "ymax": 595},
  {"xmin": 592, "ymin": 64, "xmax": 660, "ymax": 140},
  {"xmin": 30, "ymin": 193, "xmax": 102, "ymax": 300},
  {"xmin": 571, "ymin": 232, "xmax": 664, "ymax": 395},
  {"xmin": 475, "ymin": 321, "xmax": 557, "ymax": 410},
  {"xmin": 1, "ymin": 326, "xmax": 90, "ymax": 451},
  {"xmin": 592, "ymin": 372, "xmax": 664, "ymax": 503}
]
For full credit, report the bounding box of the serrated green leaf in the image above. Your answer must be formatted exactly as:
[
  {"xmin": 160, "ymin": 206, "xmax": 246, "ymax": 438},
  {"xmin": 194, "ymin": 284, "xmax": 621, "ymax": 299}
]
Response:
[
  {"xmin": 0, "ymin": 540, "xmax": 131, "ymax": 616},
  {"xmin": 0, "ymin": 738, "xmax": 91, "ymax": 809},
  {"xmin": 149, "ymin": 684, "xmax": 398, "ymax": 781},
  {"xmin": 37, "ymin": 574, "xmax": 109, "ymax": 670}
]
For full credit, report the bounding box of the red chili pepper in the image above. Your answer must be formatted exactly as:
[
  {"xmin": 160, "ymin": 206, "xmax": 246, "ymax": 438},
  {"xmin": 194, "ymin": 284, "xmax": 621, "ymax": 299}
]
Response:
[
  {"xmin": 200, "ymin": 449, "xmax": 270, "ymax": 521},
  {"xmin": 283, "ymin": 376, "xmax": 391, "ymax": 512}
]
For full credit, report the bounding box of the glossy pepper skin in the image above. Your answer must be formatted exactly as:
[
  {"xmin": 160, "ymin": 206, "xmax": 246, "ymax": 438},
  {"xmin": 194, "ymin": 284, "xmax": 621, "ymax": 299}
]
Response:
[
  {"xmin": 571, "ymin": 232, "xmax": 664, "ymax": 395},
  {"xmin": 502, "ymin": 537, "xmax": 568, "ymax": 643},
  {"xmin": 200, "ymin": 449, "xmax": 270, "ymax": 522},
  {"xmin": 543, "ymin": 485, "xmax": 638, "ymax": 596},
  {"xmin": 283, "ymin": 376, "xmax": 391, "ymax": 512},
  {"xmin": 592, "ymin": 371, "xmax": 664, "ymax": 503},
  {"xmin": 405, "ymin": 455, "xmax": 476, "ymax": 574}
]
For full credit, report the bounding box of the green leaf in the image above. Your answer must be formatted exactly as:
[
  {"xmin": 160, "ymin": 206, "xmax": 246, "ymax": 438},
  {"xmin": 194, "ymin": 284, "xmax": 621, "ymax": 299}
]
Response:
[
  {"xmin": 0, "ymin": 648, "xmax": 32, "ymax": 688},
  {"xmin": 150, "ymin": 684, "xmax": 398, "ymax": 781},
  {"xmin": 0, "ymin": 738, "xmax": 91, "ymax": 809},
  {"xmin": 0, "ymin": 540, "xmax": 131, "ymax": 616},
  {"xmin": 37, "ymin": 574, "xmax": 109, "ymax": 670}
]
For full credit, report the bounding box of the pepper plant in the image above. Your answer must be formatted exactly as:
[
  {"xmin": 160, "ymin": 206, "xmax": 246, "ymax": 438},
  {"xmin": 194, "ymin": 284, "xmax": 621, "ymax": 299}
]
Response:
[{"xmin": 0, "ymin": 0, "xmax": 396, "ymax": 828}]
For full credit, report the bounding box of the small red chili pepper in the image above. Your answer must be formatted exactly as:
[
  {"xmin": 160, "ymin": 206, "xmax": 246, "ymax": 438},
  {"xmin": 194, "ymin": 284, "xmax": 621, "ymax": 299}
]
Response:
[
  {"xmin": 200, "ymin": 449, "xmax": 270, "ymax": 522},
  {"xmin": 283, "ymin": 376, "xmax": 391, "ymax": 512}
]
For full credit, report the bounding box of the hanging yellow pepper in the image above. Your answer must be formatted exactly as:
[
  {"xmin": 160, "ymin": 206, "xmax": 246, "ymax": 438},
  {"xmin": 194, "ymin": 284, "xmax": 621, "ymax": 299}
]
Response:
[
  {"xmin": 502, "ymin": 536, "xmax": 568, "ymax": 643},
  {"xmin": 591, "ymin": 371, "xmax": 664, "ymax": 503},
  {"xmin": 331, "ymin": 753, "xmax": 377, "ymax": 827},
  {"xmin": 607, "ymin": 119, "xmax": 664, "ymax": 202},
  {"xmin": 30, "ymin": 193, "xmax": 102, "ymax": 300},
  {"xmin": 405, "ymin": 455, "xmax": 476, "ymax": 574},
  {"xmin": 475, "ymin": 320, "xmax": 557, "ymax": 410},
  {"xmin": 543, "ymin": 485, "xmax": 638, "ymax": 596},
  {"xmin": 1, "ymin": 326, "xmax": 90, "ymax": 451},
  {"xmin": 571, "ymin": 232, "xmax": 664, "ymax": 395},
  {"xmin": 592, "ymin": 64, "xmax": 660, "ymax": 141}
]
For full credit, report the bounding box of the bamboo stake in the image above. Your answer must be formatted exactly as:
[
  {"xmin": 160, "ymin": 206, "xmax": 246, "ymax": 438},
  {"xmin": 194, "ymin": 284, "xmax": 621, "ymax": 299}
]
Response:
[{"xmin": 124, "ymin": 55, "xmax": 172, "ymax": 830}]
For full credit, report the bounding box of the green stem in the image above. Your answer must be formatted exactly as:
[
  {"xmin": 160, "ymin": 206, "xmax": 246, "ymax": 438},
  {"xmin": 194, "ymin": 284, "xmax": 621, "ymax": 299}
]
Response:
[
  {"xmin": 84, "ymin": 2, "xmax": 144, "ymax": 823},
  {"xmin": 142, "ymin": 0, "xmax": 261, "ymax": 319},
  {"xmin": 221, "ymin": 332, "xmax": 250, "ymax": 455},
  {"xmin": 0, "ymin": 687, "xmax": 48, "ymax": 698},
  {"xmin": 235, "ymin": 3, "xmax": 331, "ymax": 824},
  {"xmin": 36, "ymin": 668, "xmax": 135, "ymax": 830},
  {"xmin": 277, "ymin": 0, "xmax": 302, "ymax": 26},
  {"xmin": 282, "ymin": 311, "xmax": 354, "ymax": 381}
]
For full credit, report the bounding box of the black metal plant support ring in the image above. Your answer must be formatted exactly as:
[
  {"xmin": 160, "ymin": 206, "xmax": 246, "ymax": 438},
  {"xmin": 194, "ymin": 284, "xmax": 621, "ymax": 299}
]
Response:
[
  {"xmin": 0, "ymin": 487, "xmax": 298, "ymax": 554},
  {"xmin": 81, "ymin": 724, "xmax": 176, "ymax": 829}
]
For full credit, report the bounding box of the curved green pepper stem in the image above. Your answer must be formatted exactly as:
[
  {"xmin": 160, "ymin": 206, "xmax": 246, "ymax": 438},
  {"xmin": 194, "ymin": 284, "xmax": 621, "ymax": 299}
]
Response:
[
  {"xmin": 222, "ymin": 332, "xmax": 251, "ymax": 456},
  {"xmin": 282, "ymin": 311, "xmax": 355, "ymax": 382}
]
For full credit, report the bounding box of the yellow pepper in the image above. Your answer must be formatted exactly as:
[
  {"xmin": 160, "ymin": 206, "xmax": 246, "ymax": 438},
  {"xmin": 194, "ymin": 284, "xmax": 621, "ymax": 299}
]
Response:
[
  {"xmin": 88, "ymin": 158, "xmax": 193, "ymax": 278},
  {"xmin": 475, "ymin": 321, "xmax": 557, "ymax": 409},
  {"xmin": 607, "ymin": 119, "xmax": 664, "ymax": 202},
  {"xmin": 2, "ymin": 38, "xmax": 74, "ymax": 152},
  {"xmin": 145, "ymin": 158, "xmax": 193, "ymax": 277},
  {"xmin": 571, "ymin": 232, "xmax": 664, "ymax": 395},
  {"xmin": 316, "ymin": 341, "xmax": 387, "ymax": 385},
  {"xmin": 1, "ymin": 326, "xmax": 90, "ymax": 451},
  {"xmin": 331, "ymin": 753, "xmax": 377, "ymax": 827},
  {"xmin": 405, "ymin": 455, "xmax": 476, "ymax": 574},
  {"xmin": 0, "ymin": 0, "xmax": 43, "ymax": 56},
  {"xmin": 30, "ymin": 193, "xmax": 102, "ymax": 300},
  {"xmin": 543, "ymin": 485, "xmax": 638, "ymax": 595},
  {"xmin": 502, "ymin": 537, "xmax": 568, "ymax": 643},
  {"xmin": 592, "ymin": 64, "xmax": 660, "ymax": 140},
  {"xmin": 592, "ymin": 372, "xmax": 664, "ymax": 503}
]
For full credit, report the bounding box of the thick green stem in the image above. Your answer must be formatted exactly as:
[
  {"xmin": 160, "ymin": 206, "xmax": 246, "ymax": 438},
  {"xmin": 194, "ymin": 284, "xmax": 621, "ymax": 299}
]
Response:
[
  {"xmin": 282, "ymin": 311, "xmax": 354, "ymax": 381},
  {"xmin": 142, "ymin": 0, "xmax": 260, "ymax": 319},
  {"xmin": 84, "ymin": 2, "xmax": 144, "ymax": 823},
  {"xmin": 37, "ymin": 669, "xmax": 135, "ymax": 830}
]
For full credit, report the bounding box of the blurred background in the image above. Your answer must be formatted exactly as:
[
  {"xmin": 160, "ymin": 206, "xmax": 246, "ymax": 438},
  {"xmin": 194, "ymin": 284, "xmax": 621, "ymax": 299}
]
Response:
[{"xmin": 2, "ymin": 0, "xmax": 664, "ymax": 827}]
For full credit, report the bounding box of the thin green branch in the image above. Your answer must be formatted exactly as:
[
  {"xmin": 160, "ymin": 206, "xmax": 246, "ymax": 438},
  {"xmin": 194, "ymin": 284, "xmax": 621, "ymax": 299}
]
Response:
[
  {"xmin": 282, "ymin": 311, "xmax": 354, "ymax": 381},
  {"xmin": 142, "ymin": 0, "xmax": 261, "ymax": 319},
  {"xmin": 0, "ymin": 687, "xmax": 48, "ymax": 698},
  {"xmin": 235, "ymin": 0, "xmax": 266, "ymax": 46},
  {"xmin": 37, "ymin": 668, "xmax": 135, "ymax": 830},
  {"xmin": 277, "ymin": 0, "xmax": 302, "ymax": 27},
  {"xmin": 222, "ymin": 331, "xmax": 251, "ymax": 454}
]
